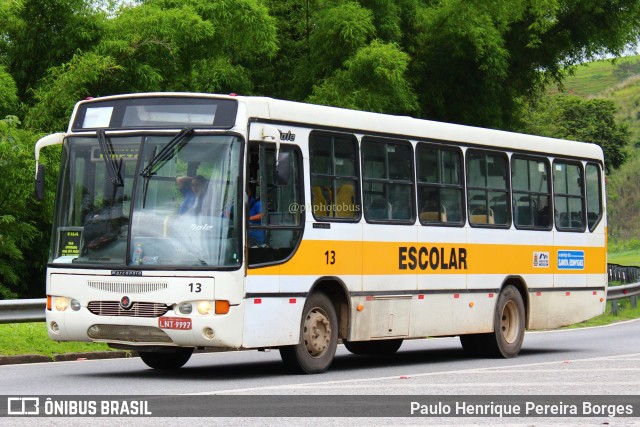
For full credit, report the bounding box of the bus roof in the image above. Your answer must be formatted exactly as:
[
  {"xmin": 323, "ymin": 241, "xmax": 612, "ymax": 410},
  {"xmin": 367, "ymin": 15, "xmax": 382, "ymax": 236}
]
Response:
[{"xmin": 72, "ymin": 92, "xmax": 604, "ymax": 161}]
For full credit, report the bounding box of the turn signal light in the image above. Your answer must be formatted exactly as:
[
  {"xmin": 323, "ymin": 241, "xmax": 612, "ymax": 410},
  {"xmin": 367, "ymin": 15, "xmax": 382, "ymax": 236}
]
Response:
[{"xmin": 215, "ymin": 300, "xmax": 230, "ymax": 314}]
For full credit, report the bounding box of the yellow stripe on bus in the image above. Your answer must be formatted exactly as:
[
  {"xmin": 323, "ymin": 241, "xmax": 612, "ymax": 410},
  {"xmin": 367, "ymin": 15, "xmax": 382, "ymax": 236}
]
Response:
[{"xmin": 248, "ymin": 240, "xmax": 606, "ymax": 276}]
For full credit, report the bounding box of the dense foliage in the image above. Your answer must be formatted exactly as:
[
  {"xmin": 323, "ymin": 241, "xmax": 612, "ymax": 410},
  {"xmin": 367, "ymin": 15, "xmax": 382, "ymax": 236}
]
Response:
[
  {"xmin": 520, "ymin": 95, "xmax": 630, "ymax": 174},
  {"xmin": 1, "ymin": 0, "xmax": 639, "ymax": 297}
]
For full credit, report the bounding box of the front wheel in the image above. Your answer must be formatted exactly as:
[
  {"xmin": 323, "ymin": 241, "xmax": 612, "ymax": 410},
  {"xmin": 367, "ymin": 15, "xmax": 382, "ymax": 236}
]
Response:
[
  {"xmin": 279, "ymin": 292, "xmax": 338, "ymax": 374},
  {"xmin": 139, "ymin": 348, "xmax": 193, "ymax": 369}
]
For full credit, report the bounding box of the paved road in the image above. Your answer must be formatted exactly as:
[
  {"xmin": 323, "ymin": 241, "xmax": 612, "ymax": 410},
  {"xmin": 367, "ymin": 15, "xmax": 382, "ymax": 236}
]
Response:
[{"xmin": 1, "ymin": 319, "xmax": 639, "ymax": 426}]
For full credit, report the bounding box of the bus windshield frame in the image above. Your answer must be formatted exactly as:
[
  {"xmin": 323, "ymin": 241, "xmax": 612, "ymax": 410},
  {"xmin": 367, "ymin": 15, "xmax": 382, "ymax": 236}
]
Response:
[{"xmin": 50, "ymin": 132, "xmax": 244, "ymax": 270}]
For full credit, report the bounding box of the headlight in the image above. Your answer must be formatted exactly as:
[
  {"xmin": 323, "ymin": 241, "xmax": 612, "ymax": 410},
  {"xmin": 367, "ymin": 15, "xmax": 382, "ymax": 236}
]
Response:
[
  {"xmin": 70, "ymin": 299, "xmax": 81, "ymax": 311},
  {"xmin": 55, "ymin": 297, "xmax": 69, "ymax": 311},
  {"xmin": 197, "ymin": 301, "xmax": 212, "ymax": 315}
]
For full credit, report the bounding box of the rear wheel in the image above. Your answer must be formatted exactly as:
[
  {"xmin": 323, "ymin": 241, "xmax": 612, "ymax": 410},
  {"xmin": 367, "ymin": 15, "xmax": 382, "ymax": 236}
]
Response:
[
  {"xmin": 279, "ymin": 292, "xmax": 338, "ymax": 374},
  {"xmin": 139, "ymin": 348, "xmax": 193, "ymax": 369},
  {"xmin": 460, "ymin": 285, "xmax": 525, "ymax": 358},
  {"xmin": 344, "ymin": 339, "xmax": 403, "ymax": 355}
]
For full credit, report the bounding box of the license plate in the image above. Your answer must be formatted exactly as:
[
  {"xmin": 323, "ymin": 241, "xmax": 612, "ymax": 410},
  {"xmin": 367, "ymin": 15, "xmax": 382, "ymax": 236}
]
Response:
[{"xmin": 158, "ymin": 317, "xmax": 192, "ymax": 330}]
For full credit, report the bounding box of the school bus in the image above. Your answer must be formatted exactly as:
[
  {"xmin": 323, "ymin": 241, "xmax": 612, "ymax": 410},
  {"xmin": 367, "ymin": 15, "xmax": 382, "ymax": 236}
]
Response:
[{"xmin": 34, "ymin": 93, "xmax": 606, "ymax": 373}]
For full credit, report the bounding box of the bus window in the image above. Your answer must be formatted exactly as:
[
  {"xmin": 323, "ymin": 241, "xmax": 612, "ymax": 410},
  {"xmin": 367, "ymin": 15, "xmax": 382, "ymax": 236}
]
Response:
[
  {"xmin": 416, "ymin": 144, "xmax": 464, "ymax": 225},
  {"xmin": 309, "ymin": 132, "xmax": 360, "ymax": 220},
  {"xmin": 511, "ymin": 156, "xmax": 552, "ymax": 229},
  {"xmin": 553, "ymin": 160, "xmax": 585, "ymax": 231},
  {"xmin": 361, "ymin": 137, "xmax": 415, "ymax": 223},
  {"xmin": 585, "ymin": 163, "xmax": 603, "ymax": 231},
  {"xmin": 466, "ymin": 150, "xmax": 510, "ymax": 227}
]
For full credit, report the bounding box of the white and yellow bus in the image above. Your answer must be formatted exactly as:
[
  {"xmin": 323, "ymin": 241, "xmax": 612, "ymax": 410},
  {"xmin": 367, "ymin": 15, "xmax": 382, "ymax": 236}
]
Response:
[{"xmin": 35, "ymin": 93, "xmax": 607, "ymax": 374}]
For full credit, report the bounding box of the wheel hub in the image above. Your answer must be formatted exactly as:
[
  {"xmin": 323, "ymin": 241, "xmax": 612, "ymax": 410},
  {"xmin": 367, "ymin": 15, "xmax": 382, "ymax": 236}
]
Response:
[
  {"xmin": 501, "ymin": 300, "xmax": 519, "ymax": 344},
  {"xmin": 303, "ymin": 309, "xmax": 331, "ymax": 357}
]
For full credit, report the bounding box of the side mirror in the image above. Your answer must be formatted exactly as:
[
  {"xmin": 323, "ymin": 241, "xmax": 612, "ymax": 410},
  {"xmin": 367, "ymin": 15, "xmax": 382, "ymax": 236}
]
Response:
[
  {"xmin": 274, "ymin": 151, "xmax": 290, "ymax": 186},
  {"xmin": 35, "ymin": 164, "xmax": 45, "ymax": 200}
]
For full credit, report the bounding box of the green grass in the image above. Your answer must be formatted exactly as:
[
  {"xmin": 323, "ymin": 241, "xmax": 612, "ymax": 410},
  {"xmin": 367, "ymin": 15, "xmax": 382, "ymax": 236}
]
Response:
[
  {"xmin": 608, "ymin": 249, "xmax": 640, "ymax": 266},
  {"xmin": 566, "ymin": 300, "xmax": 640, "ymax": 328},
  {"xmin": 551, "ymin": 56, "xmax": 640, "ymax": 98},
  {"xmin": 0, "ymin": 323, "xmax": 112, "ymax": 358}
]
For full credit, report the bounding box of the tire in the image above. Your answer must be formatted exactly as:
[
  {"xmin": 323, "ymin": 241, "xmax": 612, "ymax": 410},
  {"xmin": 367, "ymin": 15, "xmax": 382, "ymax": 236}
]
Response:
[
  {"xmin": 139, "ymin": 347, "xmax": 193, "ymax": 370},
  {"xmin": 460, "ymin": 285, "xmax": 525, "ymax": 358},
  {"xmin": 279, "ymin": 292, "xmax": 338, "ymax": 374},
  {"xmin": 344, "ymin": 339, "xmax": 403, "ymax": 355}
]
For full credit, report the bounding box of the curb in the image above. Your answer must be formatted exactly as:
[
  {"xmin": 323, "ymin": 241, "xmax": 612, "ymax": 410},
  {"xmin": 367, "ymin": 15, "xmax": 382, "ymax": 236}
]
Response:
[
  {"xmin": 0, "ymin": 351, "xmax": 131, "ymax": 366},
  {"xmin": 0, "ymin": 348, "xmax": 223, "ymax": 366}
]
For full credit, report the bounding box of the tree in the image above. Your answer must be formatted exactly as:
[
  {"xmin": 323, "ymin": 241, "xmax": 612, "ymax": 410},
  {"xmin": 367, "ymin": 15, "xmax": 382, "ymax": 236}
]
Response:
[
  {"xmin": 0, "ymin": 0, "xmax": 106, "ymax": 105},
  {"xmin": 308, "ymin": 40, "xmax": 418, "ymax": 115},
  {"xmin": 520, "ymin": 95, "xmax": 629, "ymax": 173},
  {"xmin": 0, "ymin": 115, "xmax": 58, "ymax": 298},
  {"xmin": 263, "ymin": 0, "xmax": 640, "ymax": 129},
  {"xmin": 25, "ymin": 0, "xmax": 278, "ymax": 131},
  {"xmin": 0, "ymin": 66, "xmax": 18, "ymax": 117}
]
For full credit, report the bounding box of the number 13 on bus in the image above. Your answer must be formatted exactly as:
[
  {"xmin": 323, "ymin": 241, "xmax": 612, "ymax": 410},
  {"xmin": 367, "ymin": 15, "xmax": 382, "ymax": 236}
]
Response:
[{"xmin": 34, "ymin": 93, "xmax": 606, "ymax": 373}]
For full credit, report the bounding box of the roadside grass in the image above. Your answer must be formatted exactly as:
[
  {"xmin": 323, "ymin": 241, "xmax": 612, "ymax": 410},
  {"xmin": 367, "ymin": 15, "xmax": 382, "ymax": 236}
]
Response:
[
  {"xmin": 565, "ymin": 300, "xmax": 640, "ymax": 328},
  {"xmin": 0, "ymin": 322, "xmax": 111, "ymax": 358},
  {"xmin": 608, "ymin": 250, "xmax": 640, "ymax": 267}
]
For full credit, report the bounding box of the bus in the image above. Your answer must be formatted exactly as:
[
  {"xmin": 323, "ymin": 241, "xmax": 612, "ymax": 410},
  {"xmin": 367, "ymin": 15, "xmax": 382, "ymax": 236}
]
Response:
[{"xmin": 34, "ymin": 93, "xmax": 607, "ymax": 374}]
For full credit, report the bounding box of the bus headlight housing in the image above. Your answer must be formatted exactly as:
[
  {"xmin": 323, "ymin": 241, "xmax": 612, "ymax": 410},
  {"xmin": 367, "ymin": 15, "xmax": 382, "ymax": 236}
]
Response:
[
  {"xmin": 55, "ymin": 297, "xmax": 69, "ymax": 311},
  {"xmin": 176, "ymin": 300, "xmax": 229, "ymax": 315}
]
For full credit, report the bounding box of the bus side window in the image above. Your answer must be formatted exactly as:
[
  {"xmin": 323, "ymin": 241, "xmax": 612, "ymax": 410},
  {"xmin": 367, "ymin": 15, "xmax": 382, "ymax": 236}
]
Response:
[
  {"xmin": 309, "ymin": 132, "xmax": 360, "ymax": 221},
  {"xmin": 553, "ymin": 161, "xmax": 585, "ymax": 232},
  {"xmin": 362, "ymin": 137, "xmax": 415, "ymax": 223}
]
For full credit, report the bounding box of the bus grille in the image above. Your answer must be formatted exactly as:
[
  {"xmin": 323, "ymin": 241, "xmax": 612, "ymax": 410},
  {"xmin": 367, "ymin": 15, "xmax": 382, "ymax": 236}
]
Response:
[
  {"xmin": 88, "ymin": 281, "xmax": 168, "ymax": 294},
  {"xmin": 87, "ymin": 301, "xmax": 170, "ymax": 318},
  {"xmin": 87, "ymin": 324, "xmax": 173, "ymax": 343}
]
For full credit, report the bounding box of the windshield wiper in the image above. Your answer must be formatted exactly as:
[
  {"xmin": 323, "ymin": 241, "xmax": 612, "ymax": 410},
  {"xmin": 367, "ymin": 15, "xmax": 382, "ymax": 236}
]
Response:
[
  {"xmin": 140, "ymin": 127, "xmax": 194, "ymax": 178},
  {"xmin": 96, "ymin": 129, "xmax": 123, "ymax": 186},
  {"xmin": 139, "ymin": 127, "xmax": 194, "ymax": 209}
]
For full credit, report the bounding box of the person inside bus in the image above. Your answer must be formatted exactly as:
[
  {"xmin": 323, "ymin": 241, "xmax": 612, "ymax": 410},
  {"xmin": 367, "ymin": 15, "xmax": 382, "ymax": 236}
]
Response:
[
  {"xmin": 177, "ymin": 175, "xmax": 207, "ymax": 215},
  {"xmin": 247, "ymin": 187, "xmax": 266, "ymax": 247}
]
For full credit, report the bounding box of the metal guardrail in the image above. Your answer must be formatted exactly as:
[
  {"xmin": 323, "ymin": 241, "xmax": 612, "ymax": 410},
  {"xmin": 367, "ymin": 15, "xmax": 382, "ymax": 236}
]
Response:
[
  {"xmin": 607, "ymin": 263, "xmax": 640, "ymax": 284},
  {"xmin": 0, "ymin": 298, "xmax": 46, "ymax": 324},
  {"xmin": 607, "ymin": 282, "xmax": 640, "ymax": 300},
  {"xmin": 1, "ymin": 264, "xmax": 639, "ymax": 324}
]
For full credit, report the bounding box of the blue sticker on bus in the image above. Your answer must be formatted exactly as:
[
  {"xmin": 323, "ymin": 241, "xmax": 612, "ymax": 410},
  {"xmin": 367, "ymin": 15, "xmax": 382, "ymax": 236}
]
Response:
[{"xmin": 557, "ymin": 250, "xmax": 585, "ymax": 270}]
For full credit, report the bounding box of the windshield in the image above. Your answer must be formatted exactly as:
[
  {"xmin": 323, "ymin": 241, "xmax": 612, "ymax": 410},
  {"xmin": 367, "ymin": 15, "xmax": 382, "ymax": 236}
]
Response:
[{"xmin": 51, "ymin": 133, "xmax": 243, "ymax": 268}]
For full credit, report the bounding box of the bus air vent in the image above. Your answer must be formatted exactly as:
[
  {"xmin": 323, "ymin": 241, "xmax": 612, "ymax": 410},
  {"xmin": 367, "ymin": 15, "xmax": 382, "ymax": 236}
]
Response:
[{"xmin": 88, "ymin": 281, "xmax": 168, "ymax": 294}]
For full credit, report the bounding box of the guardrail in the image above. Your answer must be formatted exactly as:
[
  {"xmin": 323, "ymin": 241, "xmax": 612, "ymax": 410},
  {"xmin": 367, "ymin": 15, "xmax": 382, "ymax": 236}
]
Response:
[
  {"xmin": 608, "ymin": 263, "xmax": 640, "ymax": 284},
  {"xmin": 1, "ymin": 264, "xmax": 639, "ymax": 324},
  {"xmin": 0, "ymin": 299, "xmax": 47, "ymax": 324}
]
